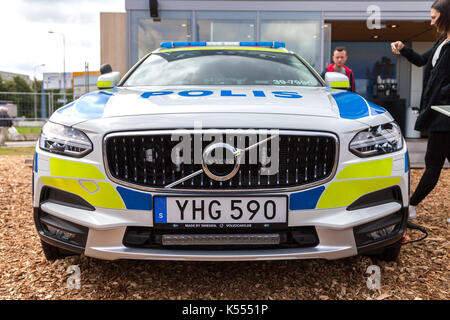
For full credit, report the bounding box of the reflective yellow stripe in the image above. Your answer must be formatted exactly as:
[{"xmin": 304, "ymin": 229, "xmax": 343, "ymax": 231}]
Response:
[
  {"xmin": 330, "ymin": 81, "xmax": 350, "ymax": 88},
  {"xmin": 49, "ymin": 158, "xmax": 105, "ymax": 180},
  {"xmin": 317, "ymin": 177, "xmax": 401, "ymax": 209},
  {"xmin": 337, "ymin": 158, "xmax": 393, "ymax": 180},
  {"xmin": 41, "ymin": 177, "xmax": 125, "ymax": 209},
  {"xmin": 97, "ymin": 81, "xmax": 112, "ymax": 88},
  {"xmin": 159, "ymin": 47, "xmax": 285, "ymax": 53}
]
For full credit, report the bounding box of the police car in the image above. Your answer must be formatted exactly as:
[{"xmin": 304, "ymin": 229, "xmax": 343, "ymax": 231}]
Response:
[{"xmin": 33, "ymin": 41, "xmax": 409, "ymax": 262}]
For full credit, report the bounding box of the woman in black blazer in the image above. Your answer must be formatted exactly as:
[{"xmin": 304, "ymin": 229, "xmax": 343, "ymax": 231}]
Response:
[{"xmin": 391, "ymin": 0, "xmax": 450, "ymax": 219}]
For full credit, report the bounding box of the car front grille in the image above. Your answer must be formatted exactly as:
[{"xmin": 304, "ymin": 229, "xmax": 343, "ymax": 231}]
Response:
[{"xmin": 104, "ymin": 130, "xmax": 338, "ymax": 191}]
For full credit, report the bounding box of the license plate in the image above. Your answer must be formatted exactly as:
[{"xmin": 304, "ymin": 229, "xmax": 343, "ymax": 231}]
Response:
[{"xmin": 153, "ymin": 196, "xmax": 287, "ymax": 229}]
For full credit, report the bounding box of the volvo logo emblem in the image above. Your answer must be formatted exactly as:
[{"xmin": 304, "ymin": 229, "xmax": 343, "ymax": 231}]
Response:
[{"xmin": 202, "ymin": 143, "xmax": 242, "ymax": 181}]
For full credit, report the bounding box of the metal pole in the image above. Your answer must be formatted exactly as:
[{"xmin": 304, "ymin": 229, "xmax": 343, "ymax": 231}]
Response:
[
  {"xmin": 48, "ymin": 31, "xmax": 66, "ymax": 103},
  {"xmin": 63, "ymin": 34, "xmax": 66, "ymax": 104},
  {"xmin": 33, "ymin": 64, "xmax": 45, "ymax": 120},
  {"xmin": 50, "ymin": 92, "xmax": 53, "ymax": 115},
  {"xmin": 34, "ymin": 67, "xmax": 37, "ymax": 120},
  {"xmin": 85, "ymin": 62, "xmax": 89, "ymax": 94},
  {"xmin": 41, "ymin": 83, "xmax": 47, "ymax": 119},
  {"xmin": 320, "ymin": 11, "xmax": 325, "ymax": 75}
]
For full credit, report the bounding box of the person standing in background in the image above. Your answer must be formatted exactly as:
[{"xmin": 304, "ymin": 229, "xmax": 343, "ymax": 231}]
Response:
[
  {"xmin": 326, "ymin": 47, "xmax": 356, "ymax": 92},
  {"xmin": 391, "ymin": 0, "xmax": 450, "ymax": 220},
  {"xmin": 0, "ymin": 106, "xmax": 13, "ymax": 146}
]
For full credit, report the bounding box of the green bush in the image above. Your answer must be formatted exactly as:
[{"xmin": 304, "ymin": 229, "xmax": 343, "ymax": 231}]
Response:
[{"xmin": 15, "ymin": 127, "xmax": 42, "ymax": 134}]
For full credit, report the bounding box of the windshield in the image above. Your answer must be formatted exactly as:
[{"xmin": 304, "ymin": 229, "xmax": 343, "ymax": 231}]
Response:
[{"xmin": 123, "ymin": 49, "xmax": 322, "ymax": 87}]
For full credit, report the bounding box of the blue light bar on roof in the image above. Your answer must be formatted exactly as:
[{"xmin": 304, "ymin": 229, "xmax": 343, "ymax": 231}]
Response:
[
  {"xmin": 160, "ymin": 41, "xmax": 286, "ymax": 49},
  {"xmin": 160, "ymin": 42, "xmax": 207, "ymax": 48}
]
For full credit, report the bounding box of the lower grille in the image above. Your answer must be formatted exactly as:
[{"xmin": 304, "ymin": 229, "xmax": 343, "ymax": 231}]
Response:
[
  {"xmin": 123, "ymin": 227, "xmax": 319, "ymax": 250},
  {"xmin": 104, "ymin": 129, "xmax": 338, "ymax": 191},
  {"xmin": 161, "ymin": 234, "xmax": 280, "ymax": 246}
]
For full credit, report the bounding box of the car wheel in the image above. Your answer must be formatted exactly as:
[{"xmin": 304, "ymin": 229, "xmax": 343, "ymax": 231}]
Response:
[{"xmin": 40, "ymin": 240, "xmax": 76, "ymax": 261}]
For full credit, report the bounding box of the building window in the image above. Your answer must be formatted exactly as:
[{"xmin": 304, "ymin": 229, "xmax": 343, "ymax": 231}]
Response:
[
  {"xmin": 128, "ymin": 10, "xmax": 323, "ymax": 72},
  {"xmin": 260, "ymin": 12, "xmax": 322, "ymax": 71},
  {"xmin": 196, "ymin": 11, "xmax": 257, "ymax": 42},
  {"xmin": 129, "ymin": 11, "xmax": 192, "ymax": 64}
]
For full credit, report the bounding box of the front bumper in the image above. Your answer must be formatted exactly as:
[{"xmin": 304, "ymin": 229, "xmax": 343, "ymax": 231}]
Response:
[{"xmin": 35, "ymin": 199, "xmax": 407, "ymax": 261}]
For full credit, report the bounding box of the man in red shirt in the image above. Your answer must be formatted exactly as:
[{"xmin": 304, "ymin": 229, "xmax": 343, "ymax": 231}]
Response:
[{"xmin": 326, "ymin": 46, "xmax": 355, "ymax": 92}]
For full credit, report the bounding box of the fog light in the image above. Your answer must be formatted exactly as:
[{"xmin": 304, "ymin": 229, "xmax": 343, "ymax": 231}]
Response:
[
  {"xmin": 368, "ymin": 225, "xmax": 396, "ymax": 240},
  {"xmin": 45, "ymin": 224, "xmax": 76, "ymax": 241}
]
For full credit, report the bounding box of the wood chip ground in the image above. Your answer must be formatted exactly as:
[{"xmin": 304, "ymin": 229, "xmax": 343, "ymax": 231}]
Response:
[{"xmin": 0, "ymin": 155, "xmax": 448, "ymax": 300}]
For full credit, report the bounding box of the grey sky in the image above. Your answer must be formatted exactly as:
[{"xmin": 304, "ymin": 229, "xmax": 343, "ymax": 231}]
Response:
[{"xmin": 0, "ymin": 0, "xmax": 124, "ymax": 81}]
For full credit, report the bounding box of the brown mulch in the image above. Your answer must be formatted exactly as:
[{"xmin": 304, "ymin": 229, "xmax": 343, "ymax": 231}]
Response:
[{"xmin": 0, "ymin": 155, "xmax": 448, "ymax": 300}]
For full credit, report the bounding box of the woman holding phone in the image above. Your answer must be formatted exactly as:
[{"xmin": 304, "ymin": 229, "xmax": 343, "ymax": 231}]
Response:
[{"xmin": 391, "ymin": 0, "xmax": 450, "ymax": 220}]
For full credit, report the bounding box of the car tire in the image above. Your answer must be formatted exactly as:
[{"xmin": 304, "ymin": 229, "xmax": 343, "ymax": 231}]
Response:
[
  {"xmin": 40, "ymin": 240, "xmax": 76, "ymax": 261},
  {"xmin": 368, "ymin": 240, "xmax": 403, "ymax": 262}
]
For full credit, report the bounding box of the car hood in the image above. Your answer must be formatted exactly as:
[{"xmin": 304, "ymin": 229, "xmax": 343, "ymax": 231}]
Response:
[{"xmin": 51, "ymin": 86, "xmax": 389, "ymax": 127}]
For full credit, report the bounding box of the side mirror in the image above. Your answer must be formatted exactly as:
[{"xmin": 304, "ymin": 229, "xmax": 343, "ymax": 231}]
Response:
[
  {"xmin": 100, "ymin": 64, "xmax": 113, "ymax": 75},
  {"xmin": 324, "ymin": 72, "xmax": 350, "ymax": 90},
  {"xmin": 97, "ymin": 71, "xmax": 121, "ymax": 90}
]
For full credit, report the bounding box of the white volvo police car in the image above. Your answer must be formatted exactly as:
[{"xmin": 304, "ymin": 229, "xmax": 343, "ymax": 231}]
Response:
[{"xmin": 33, "ymin": 42, "xmax": 410, "ymax": 262}]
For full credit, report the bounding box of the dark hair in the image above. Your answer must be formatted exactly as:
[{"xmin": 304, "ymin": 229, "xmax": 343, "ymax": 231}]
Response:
[
  {"xmin": 432, "ymin": 0, "xmax": 450, "ymax": 34},
  {"xmin": 333, "ymin": 46, "xmax": 347, "ymax": 54}
]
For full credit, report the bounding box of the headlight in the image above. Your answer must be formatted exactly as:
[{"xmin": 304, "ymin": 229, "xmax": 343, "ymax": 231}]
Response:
[
  {"xmin": 349, "ymin": 122, "xmax": 403, "ymax": 157},
  {"xmin": 39, "ymin": 122, "xmax": 92, "ymax": 157}
]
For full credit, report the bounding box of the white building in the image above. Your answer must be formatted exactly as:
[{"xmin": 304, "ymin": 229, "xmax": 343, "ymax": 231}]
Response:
[{"xmin": 0, "ymin": 71, "xmax": 32, "ymax": 85}]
